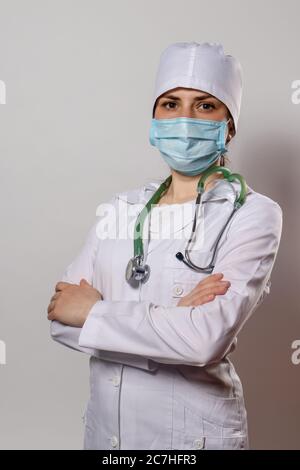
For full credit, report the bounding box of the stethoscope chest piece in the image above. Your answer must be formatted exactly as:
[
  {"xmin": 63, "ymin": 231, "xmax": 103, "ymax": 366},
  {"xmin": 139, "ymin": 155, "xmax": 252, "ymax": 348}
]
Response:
[{"xmin": 125, "ymin": 255, "xmax": 151, "ymax": 288}]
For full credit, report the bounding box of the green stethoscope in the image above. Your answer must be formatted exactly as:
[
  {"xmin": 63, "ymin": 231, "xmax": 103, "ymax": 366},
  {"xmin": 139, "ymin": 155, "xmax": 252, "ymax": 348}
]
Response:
[{"xmin": 125, "ymin": 165, "xmax": 248, "ymax": 288}]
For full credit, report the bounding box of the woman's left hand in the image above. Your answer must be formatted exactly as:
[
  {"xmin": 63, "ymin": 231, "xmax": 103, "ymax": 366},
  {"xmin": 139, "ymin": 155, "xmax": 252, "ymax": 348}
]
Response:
[{"xmin": 47, "ymin": 279, "xmax": 103, "ymax": 327}]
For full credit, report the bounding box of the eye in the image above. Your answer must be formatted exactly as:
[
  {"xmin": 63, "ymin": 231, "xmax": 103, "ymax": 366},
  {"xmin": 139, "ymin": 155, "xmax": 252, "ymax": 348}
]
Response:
[
  {"xmin": 161, "ymin": 101, "xmax": 177, "ymax": 109},
  {"xmin": 199, "ymin": 102, "xmax": 215, "ymax": 110}
]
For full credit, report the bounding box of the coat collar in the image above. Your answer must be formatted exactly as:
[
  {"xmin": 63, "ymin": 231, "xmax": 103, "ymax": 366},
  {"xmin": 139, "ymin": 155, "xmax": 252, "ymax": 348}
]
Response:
[{"xmin": 117, "ymin": 176, "xmax": 254, "ymax": 206}]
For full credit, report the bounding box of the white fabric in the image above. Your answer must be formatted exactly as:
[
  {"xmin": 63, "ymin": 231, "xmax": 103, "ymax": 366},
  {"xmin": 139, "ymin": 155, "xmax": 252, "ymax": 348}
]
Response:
[
  {"xmin": 151, "ymin": 42, "xmax": 243, "ymax": 132},
  {"xmin": 50, "ymin": 178, "xmax": 282, "ymax": 450}
]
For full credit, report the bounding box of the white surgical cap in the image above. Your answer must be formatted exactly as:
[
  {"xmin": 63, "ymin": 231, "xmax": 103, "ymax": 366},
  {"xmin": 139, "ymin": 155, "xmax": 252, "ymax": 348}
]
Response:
[{"xmin": 151, "ymin": 41, "xmax": 243, "ymax": 132}]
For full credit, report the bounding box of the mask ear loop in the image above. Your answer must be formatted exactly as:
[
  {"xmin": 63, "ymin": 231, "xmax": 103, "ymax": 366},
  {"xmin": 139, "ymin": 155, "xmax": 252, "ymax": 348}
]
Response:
[{"xmin": 220, "ymin": 118, "xmax": 231, "ymax": 166}]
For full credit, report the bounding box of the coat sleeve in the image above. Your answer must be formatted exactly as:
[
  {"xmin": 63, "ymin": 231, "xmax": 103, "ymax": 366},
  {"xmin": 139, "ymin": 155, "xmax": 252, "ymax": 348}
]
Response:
[
  {"xmin": 78, "ymin": 198, "xmax": 283, "ymax": 367},
  {"xmin": 49, "ymin": 200, "xmax": 159, "ymax": 372}
]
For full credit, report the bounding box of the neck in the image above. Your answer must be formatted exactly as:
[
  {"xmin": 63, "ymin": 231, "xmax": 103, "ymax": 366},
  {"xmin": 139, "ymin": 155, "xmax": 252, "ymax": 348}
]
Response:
[{"xmin": 161, "ymin": 161, "xmax": 224, "ymax": 204}]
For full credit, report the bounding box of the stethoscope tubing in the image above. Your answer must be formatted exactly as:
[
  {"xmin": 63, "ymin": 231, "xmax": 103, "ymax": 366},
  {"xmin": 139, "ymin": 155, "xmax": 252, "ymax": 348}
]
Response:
[{"xmin": 126, "ymin": 165, "xmax": 247, "ymax": 286}]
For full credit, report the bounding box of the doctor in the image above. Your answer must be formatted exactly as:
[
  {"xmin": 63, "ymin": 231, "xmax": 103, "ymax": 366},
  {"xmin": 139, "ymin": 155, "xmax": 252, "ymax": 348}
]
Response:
[{"xmin": 47, "ymin": 42, "xmax": 283, "ymax": 450}]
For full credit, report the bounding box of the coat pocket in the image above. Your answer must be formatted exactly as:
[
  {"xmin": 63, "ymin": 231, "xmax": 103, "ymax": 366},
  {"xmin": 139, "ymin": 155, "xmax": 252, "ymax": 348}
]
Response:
[
  {"xmin": 163, "ymin": 250, "xmax": 214, "ymax": 306},
  {"xmin": 171, "ymin": 397, "xmax": 248, "ymax": 450}
]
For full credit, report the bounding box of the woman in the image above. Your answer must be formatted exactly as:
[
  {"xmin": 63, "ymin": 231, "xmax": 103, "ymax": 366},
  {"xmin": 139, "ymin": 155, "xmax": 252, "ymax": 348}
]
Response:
[{"xmin": 47, "ymin": 42, "xmax": 283, "ymax": 450}]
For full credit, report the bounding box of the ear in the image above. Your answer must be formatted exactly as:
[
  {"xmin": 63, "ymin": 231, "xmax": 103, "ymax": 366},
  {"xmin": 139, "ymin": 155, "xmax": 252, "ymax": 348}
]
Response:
[{"xmin": 226, "ymin": 119, "xmax": 235, "ymax": 144}]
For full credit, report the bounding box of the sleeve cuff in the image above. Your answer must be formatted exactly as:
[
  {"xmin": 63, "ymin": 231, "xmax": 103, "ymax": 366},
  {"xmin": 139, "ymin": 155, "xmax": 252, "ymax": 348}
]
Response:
[{"xmin": 78, "ymin": 300, "xmax": 107, "ymax": 348}]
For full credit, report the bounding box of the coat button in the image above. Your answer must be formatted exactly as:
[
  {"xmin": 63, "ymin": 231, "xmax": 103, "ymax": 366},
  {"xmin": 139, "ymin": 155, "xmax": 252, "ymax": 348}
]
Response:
[
  {"xmin": 112, "ymin": 376, "xmax": 120, "ymax": 387},
  {"xmin": 111, "ymin": 435, "xmax": 118, "ymax": 448},
  {"xmin": 193, "ymin": 437, "xmax": 205, "ymax": 449},
  {"xmin": 109, "ymin": 376, "xmax": 121, "ymax": 387},
  {"xmin": 173, "ymin": 284, "xmax": 184, "ymax": 296}
]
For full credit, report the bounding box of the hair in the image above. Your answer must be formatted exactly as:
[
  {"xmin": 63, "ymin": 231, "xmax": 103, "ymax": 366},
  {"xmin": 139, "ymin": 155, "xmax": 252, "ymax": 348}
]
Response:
[
  {"xmin": 223, "ymin": 109, "xmax": 234, "ymax": 167},
  {"xmin": 222, "ymin": 155, "xmax": 231, "ymax": 167}
]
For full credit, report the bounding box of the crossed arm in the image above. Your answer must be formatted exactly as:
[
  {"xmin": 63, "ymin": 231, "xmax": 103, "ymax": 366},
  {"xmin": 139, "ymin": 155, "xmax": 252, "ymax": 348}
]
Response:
[{"xmin": 48, "ymin": 198, "xmax": 282, "ymax": 369}]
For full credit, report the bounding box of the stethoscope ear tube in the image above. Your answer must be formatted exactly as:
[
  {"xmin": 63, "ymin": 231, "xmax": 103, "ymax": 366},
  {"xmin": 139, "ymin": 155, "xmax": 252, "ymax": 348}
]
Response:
[{"xmin": 175, "ymin": 251, "xmax": 214, "ymax": 273}]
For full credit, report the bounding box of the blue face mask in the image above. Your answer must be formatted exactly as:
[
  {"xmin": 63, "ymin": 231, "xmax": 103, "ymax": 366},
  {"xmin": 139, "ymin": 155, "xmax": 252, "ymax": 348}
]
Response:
[{"xmin": 149, "ymin": 117, "xmax": 230, "ymax": 176}]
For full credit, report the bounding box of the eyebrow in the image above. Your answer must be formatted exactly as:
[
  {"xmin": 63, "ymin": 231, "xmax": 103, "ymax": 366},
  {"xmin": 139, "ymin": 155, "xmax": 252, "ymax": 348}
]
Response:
[{"xmin": 160, "ymin": 93, "xmax": 216, "ymax": 101}]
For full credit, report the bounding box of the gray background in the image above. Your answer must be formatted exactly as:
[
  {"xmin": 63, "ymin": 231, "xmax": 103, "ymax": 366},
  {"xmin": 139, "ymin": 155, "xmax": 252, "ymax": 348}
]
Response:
[{"xmin": 0, "ymin": 0, "xmax": 299, "ymax": 449}]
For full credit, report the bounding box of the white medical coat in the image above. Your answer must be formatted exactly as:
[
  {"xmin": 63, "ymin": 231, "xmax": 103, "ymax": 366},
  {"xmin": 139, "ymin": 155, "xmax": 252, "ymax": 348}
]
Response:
[{"xmin": 50, "ymin": 177, "xmax": 283, "ymax": 450}]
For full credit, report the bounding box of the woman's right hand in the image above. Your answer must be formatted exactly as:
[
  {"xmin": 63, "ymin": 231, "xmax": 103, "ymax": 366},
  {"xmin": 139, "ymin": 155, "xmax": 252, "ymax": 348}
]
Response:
[{"xmin": 177, "ymin": 273, "xmax": 231, "ymax": 307}]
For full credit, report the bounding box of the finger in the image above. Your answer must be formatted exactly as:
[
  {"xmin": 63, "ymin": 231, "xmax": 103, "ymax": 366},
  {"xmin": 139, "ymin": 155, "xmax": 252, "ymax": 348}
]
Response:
[
  {"xmin": 189, "ymin": 279, "xmax": 230, "ymax": 297},
  {"xmin": 47, "ymin": 309, "xmax": 54, "ymax": 320},
  {"xmin": 50, "ymin": 292, "xmax": 60, "ymax": 302},
  {"xmin": 48, "ymin": 309, "xmax": 55, "ymax": 320},
  {"xmin": 55, "ymin": 281, "xmax": 72, "ymax": 292},
  {"xmin": 195, "ymin": 273, "xmax": 224, "ymax": 287},
  {"xmin": 199, "ymin": 280, "xmax": 231, "ymax": 292},
  {"xmin": 191, "ymin": 290, "xmax": 227, "ymax": 307},
  {"xmin": 196, "ymin": 293, "xmax": 216, "ymax": 305},
  {"xmin": 47, "ymin": 300, "xmax": 55, "ymax": 315},
  {"xmin": 192, "ymin": 273, "xmax": 224, "ymax": 286},
  {"xmin": 188, "ymin": 284, "xmax": 230, "ymax": 304},
  {"xmin": 196, "ymin": 283, "xmax": 230, "ymax": 298},
  {"xmin": 177, "ymin": 292, "xmax": 215, "ymax": 307}
]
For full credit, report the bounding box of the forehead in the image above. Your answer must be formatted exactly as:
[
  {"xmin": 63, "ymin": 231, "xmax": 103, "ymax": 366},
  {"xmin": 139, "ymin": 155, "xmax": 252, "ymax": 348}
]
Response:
[{"xmin": 159, "ymin": 87, "xmax": 218, "ymax": 100}]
